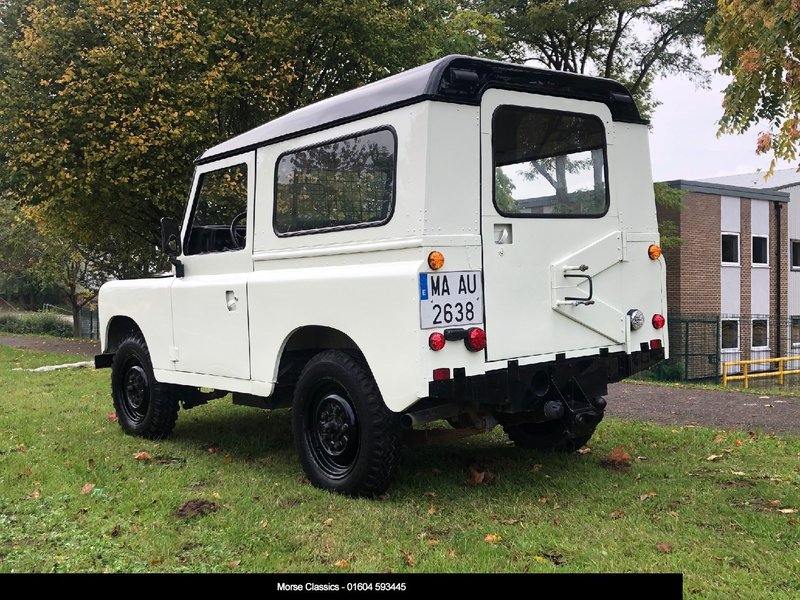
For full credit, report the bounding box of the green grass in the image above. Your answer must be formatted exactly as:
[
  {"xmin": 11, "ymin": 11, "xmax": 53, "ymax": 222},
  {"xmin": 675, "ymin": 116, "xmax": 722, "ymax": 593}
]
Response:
[
  {"xmin": 1, "ymin": 346, "xmax": 798, "ymax": 596},
  {"xmin": 628, "ymin": 376, "xmax": 800, "ymax": 398}
]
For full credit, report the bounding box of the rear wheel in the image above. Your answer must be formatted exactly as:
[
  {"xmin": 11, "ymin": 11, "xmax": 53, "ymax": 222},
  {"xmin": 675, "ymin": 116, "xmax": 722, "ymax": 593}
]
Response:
[
  {"xmin": 111, "ymin": 334, "xmax": 179, "ymax": 439},
  {"xmin": 292, "ymin": 350, "xmax": 400, "ymax": 496},
  {"xmin": 503, "ymin": 409, "xmax": 602, "ymax": 452}
]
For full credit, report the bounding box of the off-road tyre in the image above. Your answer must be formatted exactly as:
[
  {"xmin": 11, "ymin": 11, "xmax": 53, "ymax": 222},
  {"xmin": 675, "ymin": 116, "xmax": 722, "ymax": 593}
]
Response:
[
  {"xmin": 111, "ymin": 334, "xmax": 179, "ymax": 439},
  {"xmin": 292, "ymin": 350, "xmax": 401, "ymax": 496},
  {"xmin": 504, "ymin": 415, "xmax": 598, "ymax": 452}
]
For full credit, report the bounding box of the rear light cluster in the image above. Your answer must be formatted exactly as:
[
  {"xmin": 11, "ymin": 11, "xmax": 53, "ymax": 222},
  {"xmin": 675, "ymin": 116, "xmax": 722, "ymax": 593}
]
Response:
[
  {"xmin": 428, "ymin": 327, "xmax": 486, "ymax": 352},
  {"xmin": 652, "ymin": 314, "xmax": 665, "ymax": 329}
]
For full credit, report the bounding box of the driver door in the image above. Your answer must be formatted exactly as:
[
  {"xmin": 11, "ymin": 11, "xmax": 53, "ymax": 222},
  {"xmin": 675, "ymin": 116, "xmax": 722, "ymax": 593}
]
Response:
[{"xmin": 170, "ymin": 153, "xmax": 254, "ymax": 379}]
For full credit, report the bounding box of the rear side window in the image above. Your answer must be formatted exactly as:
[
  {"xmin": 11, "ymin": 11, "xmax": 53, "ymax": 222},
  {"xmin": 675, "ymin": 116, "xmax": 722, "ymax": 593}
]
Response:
[
  {"xmin": 274, "ymin": 128, "xmax": 396, "ymax": 235},
  {"xmin": 493, "ymin": 106, "xmax": 608, "ymax": 217}
]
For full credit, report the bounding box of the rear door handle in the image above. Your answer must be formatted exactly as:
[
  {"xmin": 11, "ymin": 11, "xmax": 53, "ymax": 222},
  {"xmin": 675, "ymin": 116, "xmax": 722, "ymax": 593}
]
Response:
[{"xmin": 225, "ymin": 290, "xmax": 238, "ymax": 311}]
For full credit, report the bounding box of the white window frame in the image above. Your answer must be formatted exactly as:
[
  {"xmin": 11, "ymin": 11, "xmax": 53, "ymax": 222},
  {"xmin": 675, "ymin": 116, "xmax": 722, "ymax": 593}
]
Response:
[
  {"xmin": 721, "ymin": 318, "xmax": 740, "ymax": 351},
  {"xmin": 791, "ymin": 316, "xmax": 800, "ymax": 349},
  {"xmin": 721, "ymin": 232, "xmax": 740, "ymax": 266},
  {"xmin": 751, "ymin": 317, "xmax": 769, "ymax": 350},
  {"xmin": 751, "ymin": 235, "xmax": 769, "ymax": 267},
  {"xmin": 791, "ymin": 239, "xmax": 800, "ymax": 271}
]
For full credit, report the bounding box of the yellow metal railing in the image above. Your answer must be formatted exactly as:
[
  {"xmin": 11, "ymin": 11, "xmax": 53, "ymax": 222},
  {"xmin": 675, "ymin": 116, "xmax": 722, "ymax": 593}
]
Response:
[{"xmin": 722, "ymin": 355, "xmax": 800, "ymax": 388}]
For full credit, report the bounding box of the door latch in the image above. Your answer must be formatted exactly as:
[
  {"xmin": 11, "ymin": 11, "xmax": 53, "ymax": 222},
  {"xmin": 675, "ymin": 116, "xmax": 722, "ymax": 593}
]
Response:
[{"xmin": 225, "ymin": 290, "xmax": 238, "ymax": 311}]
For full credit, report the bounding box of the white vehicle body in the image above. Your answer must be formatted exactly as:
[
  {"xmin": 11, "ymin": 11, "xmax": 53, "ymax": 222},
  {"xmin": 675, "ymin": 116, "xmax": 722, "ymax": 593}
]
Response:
[{"xmin": 96, "ymin": 56, "xmax": 668, "ymax": 494}]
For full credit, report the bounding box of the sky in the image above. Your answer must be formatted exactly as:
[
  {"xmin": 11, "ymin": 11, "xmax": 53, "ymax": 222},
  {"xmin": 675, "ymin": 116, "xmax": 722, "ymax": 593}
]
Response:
[{"xmin": 648, "ymin": 54, "xmax": 794, "ymax": 183}]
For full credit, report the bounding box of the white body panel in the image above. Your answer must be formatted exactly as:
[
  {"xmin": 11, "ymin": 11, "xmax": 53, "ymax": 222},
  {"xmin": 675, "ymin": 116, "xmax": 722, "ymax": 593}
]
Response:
[{"xmin": 98, "ymin": 86, "xmax": 666, "ymax": 414}]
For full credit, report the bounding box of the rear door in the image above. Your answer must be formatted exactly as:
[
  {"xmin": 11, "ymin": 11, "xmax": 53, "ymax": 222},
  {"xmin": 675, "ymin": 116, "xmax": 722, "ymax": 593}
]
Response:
[{"xmin": 481, "ymin": 89, "xmax": 627, "ymax": 362}]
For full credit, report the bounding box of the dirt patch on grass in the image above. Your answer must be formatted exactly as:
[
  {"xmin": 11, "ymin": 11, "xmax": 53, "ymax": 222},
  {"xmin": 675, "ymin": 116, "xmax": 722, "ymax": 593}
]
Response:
[{"xmin": 174, "ymin": 499, "xmax": 218, "ymax": 519}]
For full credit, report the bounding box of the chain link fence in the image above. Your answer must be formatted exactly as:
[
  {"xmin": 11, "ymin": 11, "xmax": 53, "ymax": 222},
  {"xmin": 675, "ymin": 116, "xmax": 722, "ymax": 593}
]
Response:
[{"xmin": 652, "ymin": 313, "xmax": 800, "ymax": 386}]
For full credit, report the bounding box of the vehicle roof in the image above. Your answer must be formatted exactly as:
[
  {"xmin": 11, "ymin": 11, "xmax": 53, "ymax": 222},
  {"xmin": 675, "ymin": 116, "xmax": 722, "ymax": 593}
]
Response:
[{"xmin": 198, "ymin": 55, "xmax": 645, "ymax": 165}]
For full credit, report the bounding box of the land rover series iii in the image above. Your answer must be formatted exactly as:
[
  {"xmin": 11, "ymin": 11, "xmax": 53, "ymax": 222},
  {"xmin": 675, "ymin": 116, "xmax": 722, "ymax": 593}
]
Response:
[{"xmin": 95, "ymin": 55, "xmax": 668, "ymax": 496}]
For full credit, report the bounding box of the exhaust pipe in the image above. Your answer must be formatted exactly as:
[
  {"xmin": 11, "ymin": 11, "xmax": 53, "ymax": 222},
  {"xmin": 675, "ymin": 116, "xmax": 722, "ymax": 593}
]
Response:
[{"xmin": 401, "ymin": 402, "xmax": 461, "ymax": 429}]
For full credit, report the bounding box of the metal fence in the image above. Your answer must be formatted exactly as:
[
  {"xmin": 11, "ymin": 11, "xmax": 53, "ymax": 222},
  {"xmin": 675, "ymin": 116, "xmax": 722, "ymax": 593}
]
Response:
[
  {"xmin": 79, "ymin": 308, "xmax": 99, "ymax": 340},
  {"xmin": 655, "ymin": 314, "xmax": 800, "ymax": 384}
]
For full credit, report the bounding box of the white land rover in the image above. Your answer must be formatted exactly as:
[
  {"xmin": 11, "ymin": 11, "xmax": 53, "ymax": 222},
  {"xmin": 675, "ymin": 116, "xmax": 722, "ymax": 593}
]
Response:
[{"xmin": 95, "ymin": 55, "xmax": 668, "ymax": 496}]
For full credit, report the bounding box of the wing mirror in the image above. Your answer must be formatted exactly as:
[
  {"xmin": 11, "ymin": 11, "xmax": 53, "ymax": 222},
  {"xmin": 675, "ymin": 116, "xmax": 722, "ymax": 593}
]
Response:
[{"xmin": 160, "ymin": 217, "xmax": 185, "ymax": 277}]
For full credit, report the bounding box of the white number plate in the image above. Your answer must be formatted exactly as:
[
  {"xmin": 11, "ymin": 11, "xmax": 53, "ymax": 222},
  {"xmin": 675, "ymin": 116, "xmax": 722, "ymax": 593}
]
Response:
[{"xmin": 419, "ymin": 271, "xmax": 483, "ymax": 329}]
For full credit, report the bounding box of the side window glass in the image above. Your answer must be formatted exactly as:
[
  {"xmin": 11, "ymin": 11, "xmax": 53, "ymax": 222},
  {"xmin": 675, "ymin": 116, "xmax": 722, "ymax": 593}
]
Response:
[
  {"xmin": 274, "ymin": 129, "xmax": 396, "ymax": 235},
  {"xmin": 185, "ymin": 164, "xmax": 248, "ymax": 255}
]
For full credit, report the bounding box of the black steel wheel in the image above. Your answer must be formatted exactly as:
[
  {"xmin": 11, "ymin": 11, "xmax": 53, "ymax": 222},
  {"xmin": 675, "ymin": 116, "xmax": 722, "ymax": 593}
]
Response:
[
  {"xmin": 503, "ymin": 407, "xmax": 603, "ymax": 452},
  {"xmin": 111, "ymin": 334, "xmax": 179, "ymax": 439},
  {"xmin": 292, "ymin": 350, "xmax": 400, "ymax": 496}
]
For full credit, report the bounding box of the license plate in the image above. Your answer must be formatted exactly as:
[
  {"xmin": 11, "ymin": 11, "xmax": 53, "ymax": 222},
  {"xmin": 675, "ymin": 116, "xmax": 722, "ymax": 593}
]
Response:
[{"xmin": 419, "ymin": 271, "xmax": 483, "ymax": 329}]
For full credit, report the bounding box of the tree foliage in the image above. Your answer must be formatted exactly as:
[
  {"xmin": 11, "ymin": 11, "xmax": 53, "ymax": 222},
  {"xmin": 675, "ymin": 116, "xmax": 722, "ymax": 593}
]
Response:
[
  {"xmin": 706, "ymin": 0, "xmax": 800, "ymax": 172},
  {"xmin": 477, "ymin": 0, "xmax": 716, "ymax": 118},
  {"xmin": 0, "ymin": 0, "xmax": 488, "ymax": 275}
]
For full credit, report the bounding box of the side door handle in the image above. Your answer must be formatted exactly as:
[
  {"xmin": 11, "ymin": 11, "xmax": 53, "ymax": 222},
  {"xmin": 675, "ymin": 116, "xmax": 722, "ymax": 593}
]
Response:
[{"xmin": 225, "ymin": 290, "xmax": 238, "ymax": 311}]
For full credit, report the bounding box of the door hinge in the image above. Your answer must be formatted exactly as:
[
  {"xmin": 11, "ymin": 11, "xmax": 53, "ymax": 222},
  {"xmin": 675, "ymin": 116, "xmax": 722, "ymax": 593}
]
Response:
[{"xmin": 169, "ymin": 346, "xmax": 180, "ymax": 362}]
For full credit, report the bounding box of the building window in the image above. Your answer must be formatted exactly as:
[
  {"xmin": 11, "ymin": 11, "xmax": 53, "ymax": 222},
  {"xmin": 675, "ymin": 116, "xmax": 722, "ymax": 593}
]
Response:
[
  {"xmin": 791, "ymin": 317, "xmax": 800, "ymax": 348},
  {"xmin": 752, "ymin": 235, "xmax": 768, "ymax": 265},
  {"xmin": 751, "ymin": 318, "xmax": 769, "ymax": 348},
  {"xmin": 791, "ymin": 240, "xmax": 800, "ymax": 270},
  {"xmin": 721, "ymin": 233, "xmax": 739, "ymax": 265},
  {"xmin": 274, "ymin": 128, "xmax": 396, "ymax": 236},
  {"xmin": 721, "ymin": 319, "xmax": 739, "ymax": 350}
]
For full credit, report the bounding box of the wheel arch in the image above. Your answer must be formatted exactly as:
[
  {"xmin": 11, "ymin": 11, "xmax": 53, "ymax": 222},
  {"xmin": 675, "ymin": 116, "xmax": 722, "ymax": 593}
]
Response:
[
  {"xmin": 105, "ymin": 316, "xmax": 145, "ymax": 353},
  {"xmin": 274, "ymin": 325, "xmax": 366, "ymax": 386}
]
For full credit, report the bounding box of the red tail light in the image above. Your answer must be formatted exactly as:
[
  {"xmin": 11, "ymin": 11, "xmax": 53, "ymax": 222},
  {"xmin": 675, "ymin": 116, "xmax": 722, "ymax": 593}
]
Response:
[
  {"xmin": 433, "ymin": 368, "xmax": 450, "ymax": 381},
  {"xmin": 428, "ymin": 332, "xmax": 445, "ymax": 351},
  {"xmin": 465, "ymin": 327, "xmax": 486, "ymax": 352},
  {"xmin": 652, "ymin": 314, "xmax": 665, "ymax": 329},
  {"xmin": 650, "ymin": 339, "xmax": 663, "ymax": 350}
]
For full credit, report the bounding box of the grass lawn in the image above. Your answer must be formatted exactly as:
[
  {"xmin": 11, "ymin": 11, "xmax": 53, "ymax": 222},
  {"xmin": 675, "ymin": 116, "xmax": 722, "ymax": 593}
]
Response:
[{"xmin": 1, "ymin": 346, "xmax": 798, "ymax": 595}]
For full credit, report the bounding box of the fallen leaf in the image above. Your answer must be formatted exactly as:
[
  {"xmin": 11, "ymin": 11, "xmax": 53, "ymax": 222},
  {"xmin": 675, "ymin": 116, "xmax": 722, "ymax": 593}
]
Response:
[
  {"xmin": 107, "ymin": 412, "xmax": 118, "ymax": 422},
  {"xmin": 609, "ymin": 509, "xmax": 625, "ymax": 519},
  {"xmin": 577, "ymin": 447, "xmax": 591, "ymax": 455},
  {"xmin": 212, "ymin": 491, "xmax": 221, "ymax": 499},
  {"xmin": 656, "ymin": 543, "xmax": 673, "ymax": 554},
  {"xmin": 423, "ymin": 491, "xmax": 437, "ymax": 497},
  {"xmin": 553, "ymin": 503, "xmax": 561, "ymax": 510},
  {"xmin": 538, "ymin": 497, "xmax": 548, "ymax": 505},
  {"xmin": 323, "ymin": 518, "xmax": 334, "ymax": 526},
  {"xmin": 636, "ymin": 456, "xmax": 648, "ymax": 461},
  {"xmin": 530, "ymin": 464, "xmax": 542, "ymax": 473},
  {"xmin": 768, "ymin": 500, "xmax": 782, "ymax": 506},
  {"xmin": 401, "ymin": 550, "xmax": 416, "ymax": 566},
  {"xmin": 334, "ymin": 559, "xmax": 350, "ymax": 569},
  {"xmin": 465, "ymin": 464, "xmax": 496, "ymax": 486},
  {"xmin": 87, "ymin": 459, "xmax": 95, "ymax": 470},
  {"xmin": 714, "ymin": 434, "xmax": 726, "ymax": 443},
  {"xmin": 551, "ymin": 519, "xmax": 560, "ymax": 527},
  {"xmin": 425, "ymin": 539, "xmax": 440, "ymax": 546},
  {"xmin": 110, "ymin": 524, "xmax": 121, "ymax": 537},
  {"xmin": 778, "ymin": 508, "xmax": 797, "ymax": 514},
  {"xmin": 206, "ymin": 445, "xmax": 223, "ymax": 454},
  {"xmin": 706, "ymin": 454, "xmax": 722, "ymax": 462},
  {"xmin": 730, "ymin": 470, "xmax": 747, "ymax": 476},
  {"xmin": 484, "ymin": 533, "xmax": 502, "ymax": 543},
  {"xmin": 259, "ymin": 519, "xmax": 270, "ymax": 528},
  {"xmin": 502, "ymin": 518, "xmax": 520, "ymax": 525},
  {"xmin": 640, "ymin": 491, "xmax": 657, "ymax": 501},
  {"xmin": 30, "ymin": 489, "xmax": 41, "ymax": 499},
  {"xmin": 542, "ymin": 551, "xmax": 565, "ymax": 566},
  {"xmin": 735, "ymin": 439, "xmax": 743, "ymax": 447},
  {"xmin": 228, "ymin": 560, "xmax": 241, "ymax": 570},
  {"xmin": 134, "ymin": 451, "xmax": 151, "ymax": 461},
  {"xmin": 427, "ymin": 506, "xmax": 438, "ymax": 515},
  {"xmin": 533, "ymin": 555, "xmax": 548, "ymax": 564},
  {"xmin": 80, "ymin": 483, "xmax": 95, "ymax": 495},
  {"xmin": 224, "ymin": 454, "xmax": 232, "ymax": 464},
  {"xmin": 610, "ymin": 447, "xmax": 632, "ymax": 465},
  {"xmin": 448, "ymin": 549, "xmax": 457, "ymax": 558}
]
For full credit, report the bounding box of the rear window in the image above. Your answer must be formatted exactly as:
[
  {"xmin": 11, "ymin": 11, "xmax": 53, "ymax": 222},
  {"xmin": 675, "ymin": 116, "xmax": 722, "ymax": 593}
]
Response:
[
  {"xmin": 274, "ymin": 128, "xmax": 396, "ymax": 236},
  {"xmin": 493, "ymin": 106, "xmax": 608, "ymax": 217}
]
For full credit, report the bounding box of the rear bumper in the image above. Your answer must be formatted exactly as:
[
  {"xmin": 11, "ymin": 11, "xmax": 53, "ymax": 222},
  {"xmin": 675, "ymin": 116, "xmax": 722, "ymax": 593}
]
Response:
[
  {"xmin": 428, "ymin": 348, "xmax": 664, "ymax": 411},
  {"xmin": 94, "ymin": 353, "xmax": 114, "ymax": 369}
]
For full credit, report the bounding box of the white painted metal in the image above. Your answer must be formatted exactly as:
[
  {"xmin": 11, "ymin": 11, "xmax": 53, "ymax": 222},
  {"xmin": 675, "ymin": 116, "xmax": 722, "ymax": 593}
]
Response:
[
  {"xmin": 720, "ymin": 195, "xmax": 741, "ymax": 233},
  {"xmin": 479, "ymin": 89, "xmax": 665, "ymax": 362}
]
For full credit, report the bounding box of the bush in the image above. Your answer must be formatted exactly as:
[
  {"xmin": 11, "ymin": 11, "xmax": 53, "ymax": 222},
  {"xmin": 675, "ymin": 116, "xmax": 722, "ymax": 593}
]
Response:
[{"xmin": 0, "ymin": 312, "xmax": 73, "ymax": 338}]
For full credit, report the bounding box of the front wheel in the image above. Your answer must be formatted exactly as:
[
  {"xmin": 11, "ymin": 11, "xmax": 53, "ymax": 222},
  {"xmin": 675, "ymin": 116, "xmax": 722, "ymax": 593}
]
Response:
[
  {"xmin": 111, "ymin": 334, "xmax": 179, "ymax": 439},
  {"xmin": 292, "ymin": 350, "xmax": 400, "ymax": 496}
]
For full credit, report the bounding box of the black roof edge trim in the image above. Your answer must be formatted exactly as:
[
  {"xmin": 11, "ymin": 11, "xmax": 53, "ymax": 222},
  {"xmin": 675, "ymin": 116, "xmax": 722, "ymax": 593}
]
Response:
[
  {"xmin": 666, "ymin": 179, "xmax": 791, "ymax": 202},
  {"xmin": 196, "ymin": 55, "xmax": 647, "ymax": 165}
]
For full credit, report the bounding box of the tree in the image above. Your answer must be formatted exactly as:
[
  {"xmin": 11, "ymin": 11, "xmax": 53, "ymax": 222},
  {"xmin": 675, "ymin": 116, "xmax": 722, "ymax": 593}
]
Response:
[
  {"xmin": 0, "ymin": 0, "xmax": 491, "ymax": 276},
  {"xmin": 706, "ymin": 0, "xmax": 800, "ymax": 172},
  {"xmin": 476, "ymin": 0, "xmax": 716, "ymax": 118}
]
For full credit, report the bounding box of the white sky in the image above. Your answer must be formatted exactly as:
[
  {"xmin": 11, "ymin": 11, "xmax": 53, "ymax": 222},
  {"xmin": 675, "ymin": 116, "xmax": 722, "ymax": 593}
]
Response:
[{"xmin": 648, "ymin": 54, "xmax": 795, "ymax": 182}]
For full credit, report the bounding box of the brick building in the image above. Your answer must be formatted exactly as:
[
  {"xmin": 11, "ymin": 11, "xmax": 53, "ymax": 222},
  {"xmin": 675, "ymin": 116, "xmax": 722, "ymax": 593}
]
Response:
[{"xmin": 658, "ymin": 174, "xmax": 798, "ymax": 379}]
